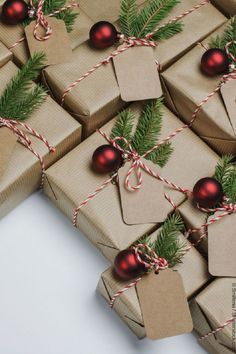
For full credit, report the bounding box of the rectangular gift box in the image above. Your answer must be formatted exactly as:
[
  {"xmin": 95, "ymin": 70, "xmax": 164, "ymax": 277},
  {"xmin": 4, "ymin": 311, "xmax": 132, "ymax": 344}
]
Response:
[
  {"xmin": 191, "ymin": 278, "xmax": 236, "ymax": 354},
  {"xmin": 162, "ymin": 21, "xmax": 236, "ymax": 156},
  {"xmin": 42, "ymin": 0, "xmax": 226, "ymax": 137},
  {"xmin": 97, "ymin": 230, "xmax": 210, "ymax": 339},
  {"xmin": 0, "ymin": 60, "xmax": 81, "ymax": 218},
  {"xmin": 44, "ymin": 102, "xmax": 219, "ymax": 262},
  {"xmin": 0, "ymin": 41, "xmax": 12, "ymax": 67},
  {"xmin": 212, "ymin": 0, "xmax": 236, "ymax": 17},
  {"xmin": 0, "ymin": 4, "xmax": 94, "ymax": 67}
]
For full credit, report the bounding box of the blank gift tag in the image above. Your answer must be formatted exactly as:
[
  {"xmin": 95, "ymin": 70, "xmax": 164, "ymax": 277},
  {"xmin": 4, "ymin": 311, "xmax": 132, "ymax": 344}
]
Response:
[
  {"xmin": 0, "ymin": 127, "xmax": 17, "ymax": 179},
  {"xmin": 25, "ymin": 17, "xmax": 72, "ymax": 66},
  {"xmin": 136, "ymin": 269, "xmax": 193, "ymax": 340},
  {"xmin": 221, "ymin": 80, "xmax": 236, "ymax": 132},
  {"xmin": 113, "ymin": 45, "xmax": 162, "ymax": 102},
  {"xmin": 208, "ymin": 212, "xmax": 236, "ymax": 276},
  {"xmin": 118, "ymin": 159, "xmax": 179, "ymax": 224}
]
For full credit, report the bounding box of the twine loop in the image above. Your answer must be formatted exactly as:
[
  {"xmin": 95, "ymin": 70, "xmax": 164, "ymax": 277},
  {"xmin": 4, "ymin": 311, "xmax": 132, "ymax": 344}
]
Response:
[
  {"xmin": 30, "ymin": 0, "xmax": 53, "ymax": 41},
  {"xmin": 133, "ymin": 243, "xmax": 168, "ymax": 274},
  {"xmin": 0, "ymin": 117, "xmax": 55, "ymax": 187}
]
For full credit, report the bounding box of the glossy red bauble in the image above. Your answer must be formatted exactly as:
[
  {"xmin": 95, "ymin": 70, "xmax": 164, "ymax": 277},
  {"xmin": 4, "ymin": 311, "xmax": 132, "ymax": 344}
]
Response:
[
  {"xmin": 1, "ymin": 0, "xmax": 29, "ymax": 25},
  {"xmin": 114, "ymin": 249, "xmax": 145, "ymax": 281},
  {"xmin": 193, "ymin": 177, "xmax": 223, "ymax": 208},
  {"xmin": 201, "ymin": 48, "xmax": 230, "ymax": 76},
  {"xmin": 92, "ymin": 144, "xmax": 123, "ymax": 174},
  {"xmin": 89, "ymin": 21, "xmax": 118, "ymax": 49}
]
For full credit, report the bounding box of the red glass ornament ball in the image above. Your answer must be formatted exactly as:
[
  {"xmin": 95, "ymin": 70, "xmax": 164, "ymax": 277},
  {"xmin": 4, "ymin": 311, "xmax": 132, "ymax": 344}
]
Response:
[
  {"xmin": 89, "ymin": 21, "xmax": 118, "ymax": 49},
  {"xmin": 1, "ymin": 0, "xmax": 29, "ymax": 25},
  {"xmin": 114, "ymin": 249, "xmax": 145, "ymax": 281},
  {"xmin": 193, "ymin": 177, "xmax": 223, "ymax": 208},
  {"xmin": 92, "ymin": 144, "xmax": 123, "ymax": 174},
  {"xmin": 201, "ymin": 48, "xmax": 230, "ymax": 77}
]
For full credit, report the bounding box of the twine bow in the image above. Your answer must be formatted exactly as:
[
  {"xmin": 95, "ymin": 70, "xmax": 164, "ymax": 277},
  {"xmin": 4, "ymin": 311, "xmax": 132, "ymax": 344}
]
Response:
[
  {"xmin": 109, "ymin": 243, "xmax": 168, "ymax": 308},
  {"xmin": 0, "ymin": 117, "xmax": 55, "ymax": 186}
]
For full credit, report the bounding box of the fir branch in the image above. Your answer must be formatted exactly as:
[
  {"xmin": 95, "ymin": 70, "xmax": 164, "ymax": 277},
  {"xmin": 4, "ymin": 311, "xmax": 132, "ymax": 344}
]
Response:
[
  {"xmin": 214, "ymin": 155, "xmax": 236, "ymax": 204},
  {"xmin": 214, "ymin": 154, "xmax": 234, "ymax": 184},
  {"xmin": 209, "ymin": 17, "xmax": 236, "ymax": 63},
  {"xmin": 22, "ymin": 0, "xmax": 78, "ymax": 32},
  {"xmin": 131, "ymin": 99, "xmax": 163, "ymax": 156},
  {"xmin": 110, "ymin": 109, "xmax": 135, "ymax": 150},
  {"xmin": 0, "ymin": 53, "xmax": 47, "ymax": 121},
  {"xmin": 152, "ymin": 213, "xmax": 187, "ymax": 267},
  {"xmin": 145, "ymin": 142, "xmax": 173, "ymax": 167},
  {"xmin": 152, "ymin": 21, "xmax": 183, "ymax": 41},
  {"xmin": 119, "ymin": 0, "xmax": 138, "ymax": 37},
  {"xmin": 134, "ymin": 0, "xmax": 181, "ymax": 38}
]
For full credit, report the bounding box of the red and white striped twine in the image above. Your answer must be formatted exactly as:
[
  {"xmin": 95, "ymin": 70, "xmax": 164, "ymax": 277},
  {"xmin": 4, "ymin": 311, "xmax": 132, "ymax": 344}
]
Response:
[
  {"xmin": 9, "ymin": 1, "xmax": 80, "ymax": 49},
  {"xmin": 0, "ymin": 117, "xmax": 55, "ymax": 187},
  {"xmin": 60, "ymin": 0, "xmax": 209, "ymax": 106},
  {"xmin": 200, "ymin": 314, "xmax": 236, "ymax": 341},
  {"xmin": 109, "ymin": 243, "xmax": 168, "ymax": 308}
]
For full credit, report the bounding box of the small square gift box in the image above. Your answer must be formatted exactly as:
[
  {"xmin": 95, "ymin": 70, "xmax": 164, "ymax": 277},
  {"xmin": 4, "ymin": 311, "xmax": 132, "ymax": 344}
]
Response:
[
  {"xmin": 191, "ymin": 277, "xmax": 236, "ymax": 354},
  {"xmin": 44, "ymin": 100, "xmax": 219, "ymax": 262},
  {"xmin": 162, "ymin": 19, "xmax": 236, "ymax": 156},
  {"xmin": 212, "ymin": 0, "xmax": 236, "ymax": 17},
  {"xmin": 97, "ymin": 215, "xmax": 210, "ymax": 339},
  {"xmin": 0, "ymin": 57, "xmax": 81, "ymax": 218},
  {"xmin": 0, "ymin": 0, "xmax": 93, "ymax": 67},
  {"xmin": 0, "ymin": 41, "xmax": 12, "ymax": 67},
  {"xmin": 42, "ymin": 0, "xmax": 225, "ymax": 137}
]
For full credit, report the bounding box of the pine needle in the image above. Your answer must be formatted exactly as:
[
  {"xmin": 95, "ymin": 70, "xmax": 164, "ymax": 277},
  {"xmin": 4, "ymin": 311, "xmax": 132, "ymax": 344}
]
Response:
[
  {"xmin": 0, "ymin": 53, "xmax": 47, "ymax": 121},
  {"xmin": 110, "ymin": 109, "xmax": 135, "ymax": 150},
  {"xmin": 131, "ymin": 99, "xmax": 163, "ymax": 156},
  {"xmin": 214, "ymin": 155, "xmax": 236, "ymax": 204},
  {"xmin": 152, "ymin": 21, "xmax": 183, "ymax": 41},
  {"xmin": 119, "ymin": 0, "xmax": 138, "ymax": 37},
  {"xmin": 146, "ymin": 142, "xmax": 173, "ymax": 167}
]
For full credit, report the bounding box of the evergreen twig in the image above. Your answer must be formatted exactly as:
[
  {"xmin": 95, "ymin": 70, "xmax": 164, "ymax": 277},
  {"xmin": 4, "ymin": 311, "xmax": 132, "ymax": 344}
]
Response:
[
  {"xmin": 119, "ymin": 0, "xmax": 183, "ymax": 41},
  {"xmin": 137, "ymin": 213, "xmax": 187, "ymax": 267},
  {"xmin": 110, "ymin": 109, "xmax": 135, "ymax": 150},
  {"xmin": 214, "ymin": 155, "xmax": 236, "ymax": 204},
  {"xmin": 209, "ymin": 17, "xmax": 236, "ymax": 63},
  {"xmin": 0, "ymin": 53, "xmax": 47, "ymax": 121}
]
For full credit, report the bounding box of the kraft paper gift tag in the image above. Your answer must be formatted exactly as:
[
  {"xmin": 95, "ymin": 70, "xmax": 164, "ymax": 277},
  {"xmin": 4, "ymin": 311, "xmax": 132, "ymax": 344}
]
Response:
[
  {"xmin": 113, "ymin": 46, "xmax": 162, "ymax": 102},
  {"xmin": 118, "ymin": 159, "xmax": 178, "ymax": 224},
  {"xmin": 208, "ymin": 212, "xmax": 236, "ymax": 277},
  {"xmin": 25, "ymin": 17, "xmax": 73, "ymax": 65},
  {"xmin": 0, "ymin": 127, "xmax": 17, "ymax": 179},
  {"xmin": 136, "ymin": 269, "xmax": 193, "ymax": 340},
  {"xmin": 221, "ymin": 80, "xmax": 236, "ymax": 132}
]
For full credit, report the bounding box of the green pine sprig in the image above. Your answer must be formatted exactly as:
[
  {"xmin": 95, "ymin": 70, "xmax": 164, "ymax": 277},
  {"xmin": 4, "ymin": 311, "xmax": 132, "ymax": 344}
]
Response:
[
  {"xmin": 209, "ymin": 17, "xmax": 236, "ymax": 64},
  {"xmin": 22, "ymin": 0, "xmax": 78, "ymax": 33},
  {"xmin": 119, "ymin": 0, "xmax": 183, "ymax": 41},
  {"xmin": 214, "ymin": 154, "xmax": 236, "ymax": 204},
  {"xmin": 110, "ymin": 99, "xmax": 173, "ymax": 168},
  {"xmin": 0, "ymin": 53, "xmax": 47, "ymax": 121},
  {"xmin": 137, "ymin": 213, "xmax": 187, "ymax": 267}
]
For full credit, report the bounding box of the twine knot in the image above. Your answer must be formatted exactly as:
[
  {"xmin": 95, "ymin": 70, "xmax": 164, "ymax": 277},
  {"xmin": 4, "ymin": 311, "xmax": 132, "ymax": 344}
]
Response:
[
  {"xmin": 124, "ymin": 36, "xmax": 156, "ymax": 48},
  {"xmin": 133, "ymin": 244, "xmax": 168, "ymax": 274}
]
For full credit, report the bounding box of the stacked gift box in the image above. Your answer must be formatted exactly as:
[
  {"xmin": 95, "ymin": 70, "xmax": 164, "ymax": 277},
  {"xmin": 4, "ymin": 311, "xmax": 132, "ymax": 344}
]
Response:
[{"xmin": 0, "ymin": 0, "xmax": 236, "ymax": 349}]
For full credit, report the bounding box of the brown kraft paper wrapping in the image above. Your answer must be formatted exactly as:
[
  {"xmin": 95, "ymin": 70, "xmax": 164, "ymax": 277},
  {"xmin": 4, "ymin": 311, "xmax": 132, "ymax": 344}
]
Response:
[
  {"xmin": 97, "ymin": 230, "xmax": 210, "ymax": 339},
  {"xmin": 212, "ymin": 0, "xmax": 236, "ymax": 17},
  {"xmin": 190, "ymin": 278, "xmax": 236, "ymax": 354},
  {"xmin": 0, "ymin": 41, "xmax": 12, "ymax": 67},
  {"xmin": 0, "ymin": 61, "xmax": 82, "ymax": 219},
  {"xmin": 0, "ymin": 4, "xmax": 93, "ymax": 67},
  {"xmin": 44, "ymin": 102, "xmax": 219, "ymax": 262},
  {"xmin": 42, "ymin": 0, "xmax": 226, "ymax": 137},
  {"xmin": 162, "ymin": 21, "xmax": 236, "ymax": 156}
]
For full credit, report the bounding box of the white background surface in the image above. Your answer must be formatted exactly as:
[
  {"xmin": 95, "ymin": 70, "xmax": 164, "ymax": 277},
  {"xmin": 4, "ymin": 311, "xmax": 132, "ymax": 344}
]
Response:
[{"xmin": 0, "ymin": 192, "xmax": 208, "ymax": 354}]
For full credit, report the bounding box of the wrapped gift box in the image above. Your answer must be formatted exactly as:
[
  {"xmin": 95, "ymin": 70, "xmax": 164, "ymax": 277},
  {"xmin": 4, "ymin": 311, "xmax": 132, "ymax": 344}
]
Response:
[
  {"xmin": 191, "ymin": 278, "xmax": 236, "ymax": 354},
  {"xmin": 42, "ymin": 0, "xmax": 225, "ymax": 137},
  {"xmin": 44, "ymin": 102, "xmax": 219, "ymax": 262},
  {"xmin": 97, "ymin": 230, "xmax": 210, "ymax": 339},
  {"xmin": 0, "ymin": 41, "xmax": 12, "ymax": 67},
  {"xmin": 212, "ymin": 0, "xmax": 236, "ymax": 17},
  {"xmin": 0, "ymin": 61, "xmax": 81, "ymax": 218},
  {"xmin": 0, "ymin": 4, "xmax": 93, "ymax": 67},
  {"xmin": 162, "ymin": 21, "xmax": 236, "ymax": 155}
]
